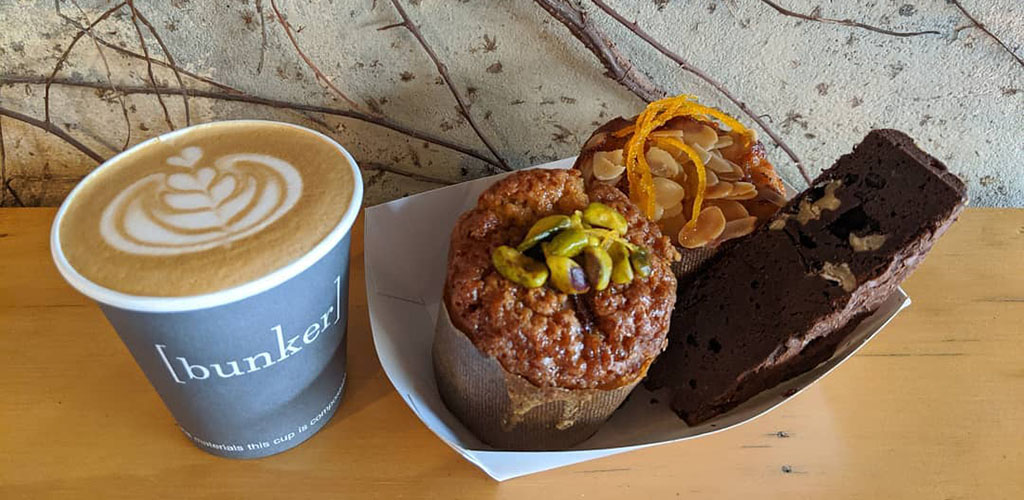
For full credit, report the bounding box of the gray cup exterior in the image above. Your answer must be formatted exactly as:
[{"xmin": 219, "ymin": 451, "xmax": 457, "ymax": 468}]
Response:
[
  {"xmin": 50, "ymin": 120, "xmax": 363, "ymax": 459},
  {"xmin": 99, "ymin": 234, "xmax": 351, "ymax": 458}
]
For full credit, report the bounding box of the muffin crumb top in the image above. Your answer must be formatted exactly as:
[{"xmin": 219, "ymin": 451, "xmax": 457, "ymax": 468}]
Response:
[{"xmin": 444, "ymin": 169, "xmax": 678, "ymax": 390}]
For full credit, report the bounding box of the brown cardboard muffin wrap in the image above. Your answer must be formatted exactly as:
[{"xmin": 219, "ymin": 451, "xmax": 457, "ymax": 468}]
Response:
[{"xmin": 436, "ymin": 169, "xmax": 678, "ymax": 450}]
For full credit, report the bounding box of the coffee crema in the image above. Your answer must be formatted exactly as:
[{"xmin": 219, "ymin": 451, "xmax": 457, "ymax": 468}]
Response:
[{"xmin": 59, "ymin": 121, "xmax": 356, "ymax": 297}]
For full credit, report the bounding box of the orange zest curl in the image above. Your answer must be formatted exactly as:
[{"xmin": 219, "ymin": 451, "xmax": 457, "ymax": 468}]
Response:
[
  {"xmin": 618, "ymin": 95, "xmax": 754, "ymax": 229},
  {"xmin": 653, "ymin": 137, "xmax": 706, "ymax": 229}
]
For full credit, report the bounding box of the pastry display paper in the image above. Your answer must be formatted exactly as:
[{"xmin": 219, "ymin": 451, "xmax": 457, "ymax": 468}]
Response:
[{"xmin": 364, "ymin": 157, "xmax": 910, "ymax": 481}]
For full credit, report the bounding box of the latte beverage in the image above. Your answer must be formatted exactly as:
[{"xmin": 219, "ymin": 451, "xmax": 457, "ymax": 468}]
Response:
[
  {"xmin": 52, "ymin": 121, "xmax": 362, "ymax": 458},
  {"xmin": 58, "ymin": 121, "xmax": 355, "ymax": 296}
]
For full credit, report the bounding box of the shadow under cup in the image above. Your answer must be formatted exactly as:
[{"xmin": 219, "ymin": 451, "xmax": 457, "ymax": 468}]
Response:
[{"xmin": 49, "ymin": 121, "xmax": 364, "ymax": 459}]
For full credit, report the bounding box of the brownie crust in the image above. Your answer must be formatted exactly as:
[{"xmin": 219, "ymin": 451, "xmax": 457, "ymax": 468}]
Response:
[{"xmin": 646, "ymin": 129, "xmax": 967, "ymax": 424}]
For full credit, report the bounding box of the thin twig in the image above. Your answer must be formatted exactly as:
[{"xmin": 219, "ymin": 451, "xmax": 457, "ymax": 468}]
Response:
[
  {"xmin": 4, "ymin": 178, "xmax": 25, "ymax": 207},
  {"xmin": 1, "ymin": 75, "xmax": 500, "ymax": 168},
  {"xmin": 131, "ymin": 7, "xmax": 192, "ymax": 125},
  {"xmin": 127, "ymin": 0, "xmax": 174, "ymax": 130},
  {"xmin": 949, "ymin": 0, "xmax": 1023, "ymax": 68},
  {"xmin": 269, "ymin": 0, "xmax": 362, "ymax": 109},
  {"xmin": 386, "ymin": 0, "xmax": 511, "ymax": 172},
  {"xmin": 255, "ymin": 0, "xmax": 268, "ymax": 74},
  {"xmin": 362, "ymin": 162, "xmax": 456, "ymax": 185},
  {"xmin": 263, "ymin": 111, "xmax": 457, "ymax": 185},
  {"xmin": 532, "ymin": 0, "xmax": 665, "ymax": 103},
  {"xmin": 60, "ymin": 0, "xmax": 132, "ymax": 150},
  {"xmin": 46, "ymin": 1, "xmax": 126, "ymax": 126},
  {"xmin": 0, "ymin": 106, "xmax": 105, "ymax": 163},
  {"xmin": 758, "ymin": 0, "xmax": 940, "ymax": 38},
  {"xmin": 90, "ymin": 36, "xmax": 242, "ymax": 93},
  {"xmin": 590, "ymin": 0, "xmax": 811, "ymax": 185}
]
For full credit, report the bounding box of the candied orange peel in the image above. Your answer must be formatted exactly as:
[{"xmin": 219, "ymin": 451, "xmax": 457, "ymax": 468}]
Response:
[{"xmin": 616, "ymin": 95, "xmax": 753, "ymax": 229}]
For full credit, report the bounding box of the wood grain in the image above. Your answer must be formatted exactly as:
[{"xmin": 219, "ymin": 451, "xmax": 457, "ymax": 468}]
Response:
[{"xmin": 1, "ymin": 208, "xmax": 1021, "ymax": 499}]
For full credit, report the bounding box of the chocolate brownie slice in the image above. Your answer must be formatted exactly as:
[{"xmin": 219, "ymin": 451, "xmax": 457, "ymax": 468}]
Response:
[{"xmin": 645, "ymin": 129, "xmax": 967, "ymax": 425}]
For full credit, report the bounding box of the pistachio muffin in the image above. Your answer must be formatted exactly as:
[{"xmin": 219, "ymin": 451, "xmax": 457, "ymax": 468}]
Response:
[{"xmin": 437, "ymin": 168, "xmax": 679, "ymax": 449}]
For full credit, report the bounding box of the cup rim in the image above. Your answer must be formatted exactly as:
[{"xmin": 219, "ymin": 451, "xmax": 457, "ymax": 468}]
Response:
[{"xmin": 50, "ymin": 119, "xmax": 364, "ymax": 313}]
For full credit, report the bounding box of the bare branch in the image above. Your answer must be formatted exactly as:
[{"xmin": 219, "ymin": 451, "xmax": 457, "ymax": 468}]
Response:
[
  {"xmin": 758, "ymin": 0, "xmax": 941, "ymax": 38},
  {"xmin": 386, "ymin": 0, "xmax": 511, "ymax": 172},
  {"xmin": 532, "ymin": 0, "xmax": 666, "ymax": 103},
  {"xmin": 88, "ymin": 35, "xmax": 242, "ymax": 94},
  {"xmin": 46, "ymin": 1, "xmax": 126, "ymax": 126},
  {"xmin": 131, "ymin": 6, "xmax": 192, "ymax": 125},
  {"xmin": 949, "ymin": 0, "xmax": 1023, "ymax": 69},
  {"xmin": 243, "ymin": 107, "xmax": 457, "ymax": 185},
  {"xmin": 269, "ymin": 0, "xmax": 362, "ymax": 110},
  {"xmin": 126, "ymin": 0, "xmax": 174, "ymax": 130},
  {"xmin": 60, "ymin": 0, "xmax": 132, "ymax": 150},
  {"xmin": 5, "ymin": 178, "xmax": 25, "ymax": 207},
  {"xmin": 589, "ymin": 0, "xmax": 811, "ymax": 185},
  {"xmin": 255, "ymin": 0, "xmax": 268, "ymax": 74},
  {"xmin": 361, "ymin": 162, "xmax": 456, "ymax": 185},
  {"xmin": 0, "ymin": 106, "xmax": 106, "ymax": 163},
  {"xmin": 1, "ymin": 75, "xmax": 500, "ymax": 169}
]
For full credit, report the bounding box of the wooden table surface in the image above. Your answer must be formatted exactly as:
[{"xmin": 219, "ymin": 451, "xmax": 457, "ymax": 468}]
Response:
[{"xmin": 1, "ymin": 208, "xmax": 1021, "ymax": 499}]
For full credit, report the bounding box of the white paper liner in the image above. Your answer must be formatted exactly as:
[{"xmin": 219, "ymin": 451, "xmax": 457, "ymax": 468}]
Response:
[{"xmin": 364, "ymin": 157, "xmax": 911, "ymax": 480}]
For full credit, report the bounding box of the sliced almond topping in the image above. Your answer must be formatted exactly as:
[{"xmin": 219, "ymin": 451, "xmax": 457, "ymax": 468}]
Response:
[
  {"xmin": 682, "ymin": 123, "xmax": 718, "ymax": 150},
  {"xmin": 650, "ymin": 129, "xmax": 685, "ymax": 140},
  {"xmin": 646, "ymin": 146, "xmax": 681, "ymax": 178},
  {"xmin": 592, "ymin": 149, "xmax": 626, "ymax": 181},
  {"xmin": 653, "ymin": 177, "xmax": 686, "ymax": 207},
  {"xmin": 756, "ymin": 187, "xmax": 788, "ymax": 207},
  {"xmin": 657, "ymin": 213, "xmax": 689, "ymax": 241},
  {"xmin": 578, "ymin": 156, "xmax": 594, "ymax": 181},
  {"xmin": 716, "ymin": 216, "xmax": 758, "ymax": 243},
  {"xmin": 705, "ymin": 169, "xmax": 720, "ymax": 186},
  {"xmin": 707, "ymin": 199, "xmax": 748, "ymax": 220},
  {"xmin": 703, "ymin": 181, "xmax": 733, "ymax": 200},
  {"xmin": 725, "ymin": 182, "xmax": 758, "ymax": 200},
  {"xmin": 706, "ymin": 152, "xmax": 733, "ymax": 174},
  {"xmin": 652, "ymin": 203, "xmax": 666, "ymax": 221},
  {"xmin": 717, "ymin": 160, "xmax": 746, "ymax": 181},
  {"xmin": 662, "ymin": 202, "xmax": 684, "ymax": 219},
  {"xmin": 690, "ymin": 143, "xmax": 712, "ymax": 164},
  {"xmin": 678, "ymin": 206, "xmax": 727, "ymax": 249},
  {"xmin": 674, "ymin": 168, "xmax": 688, "ymax": 184},
  {"xmin": 583, "ymin": 132, "xmax": 608, "ymax": 151},
  {"xmin": 714, "ymin": 135, "xmax": 734, "ymax": 149}
]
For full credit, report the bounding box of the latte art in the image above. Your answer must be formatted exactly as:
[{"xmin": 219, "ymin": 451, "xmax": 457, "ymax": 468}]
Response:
[
  {"xmin": 57, "ymin": 121, "xmax": 356, "ymax": 297},
  {"xmin": 100, "ymin": 146, "xmax": 303, "ymax": 255}
]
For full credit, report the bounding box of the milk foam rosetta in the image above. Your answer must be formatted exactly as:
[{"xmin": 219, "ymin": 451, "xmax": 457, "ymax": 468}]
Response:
[
  {"xmin": 58, "ymin": 121, "xmax": 356, "ymax": 297},
  {"xmin": 99, "ymin": 146, "xmax": 302, "ymax": 256}
]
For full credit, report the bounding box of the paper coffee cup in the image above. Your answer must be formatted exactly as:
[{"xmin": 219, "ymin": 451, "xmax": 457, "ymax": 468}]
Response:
[{"xmin": 50, "ymin": 121, "xmax": 363, "ymax": 458}]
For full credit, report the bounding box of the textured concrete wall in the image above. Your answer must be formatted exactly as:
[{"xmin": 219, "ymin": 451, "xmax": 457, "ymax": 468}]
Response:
[{"xmin": 0, "ymin": 0, "xmax": 1021, "ymax": 208}]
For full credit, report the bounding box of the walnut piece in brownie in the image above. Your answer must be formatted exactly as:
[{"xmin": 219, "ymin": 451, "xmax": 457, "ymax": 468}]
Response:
[{"xmin": 445, "ymin": 169, "xmax": 679, "ymax": 390}]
